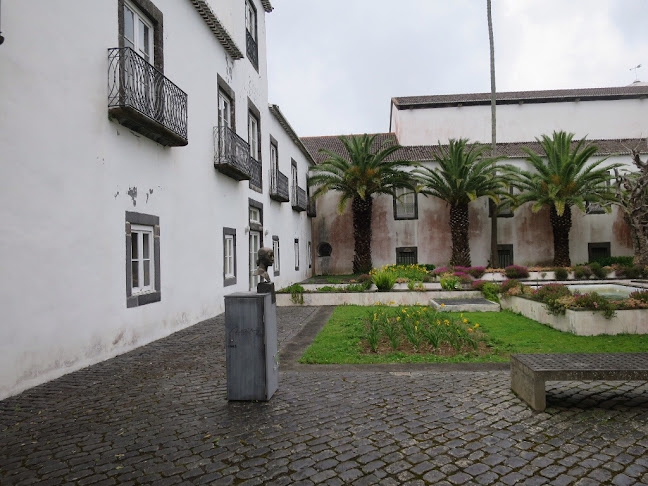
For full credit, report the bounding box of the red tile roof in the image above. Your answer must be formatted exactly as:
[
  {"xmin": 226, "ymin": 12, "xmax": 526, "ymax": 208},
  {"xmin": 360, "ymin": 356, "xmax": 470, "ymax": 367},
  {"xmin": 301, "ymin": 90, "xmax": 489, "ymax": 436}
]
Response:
[{"xmin": 301, "ymin": 133, "xmax": 648, "ymax": 164}]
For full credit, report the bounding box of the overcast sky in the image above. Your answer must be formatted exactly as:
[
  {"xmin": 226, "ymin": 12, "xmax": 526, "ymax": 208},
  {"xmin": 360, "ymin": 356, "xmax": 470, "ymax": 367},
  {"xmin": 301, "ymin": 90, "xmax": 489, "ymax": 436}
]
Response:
[{"xmin": 266, "ymin": 0, "xmax": 648, "ymax": 137}]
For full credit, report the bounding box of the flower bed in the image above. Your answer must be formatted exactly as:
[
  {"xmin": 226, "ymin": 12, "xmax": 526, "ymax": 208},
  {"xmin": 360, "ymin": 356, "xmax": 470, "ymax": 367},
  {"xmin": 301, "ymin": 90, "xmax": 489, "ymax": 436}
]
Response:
[{"xmin": 501, "ymin": 296, "xmax": 648, "ymax": 335}]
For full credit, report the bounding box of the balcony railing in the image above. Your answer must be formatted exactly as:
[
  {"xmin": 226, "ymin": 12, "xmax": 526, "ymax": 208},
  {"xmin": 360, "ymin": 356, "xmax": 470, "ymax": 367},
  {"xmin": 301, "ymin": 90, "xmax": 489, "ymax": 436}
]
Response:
[
  {"xmin": 213, "ymin": 125, "xmax": 251, "ymax": 181},
  {"xmin": 270, "ymin": 169, "xmax": 290, "ymax": 202},
  {"xmin": 246, "ymin": 30, "xmax": 258, "ymax": 70},
  {"xmin": 292, "ymin": 186, "xmax": 307, "ymax": 212},
  {"xmin": 307, "ymin": 196, "xmax": 317, "ymax": 217},
  {"xmin": 249, "ymin": 156, "xmax": 262, "ymax": 191},
  {"xmin": 108, "ymin": 47, "xmax": 188, "ymax": 146}
]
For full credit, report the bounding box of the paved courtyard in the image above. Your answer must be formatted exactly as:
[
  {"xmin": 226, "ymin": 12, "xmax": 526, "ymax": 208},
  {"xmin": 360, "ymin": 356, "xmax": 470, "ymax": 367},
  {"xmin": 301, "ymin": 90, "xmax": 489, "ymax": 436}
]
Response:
[{"xmin": 2, "ymin": 306, "xmax": 648, "ymax": 485}]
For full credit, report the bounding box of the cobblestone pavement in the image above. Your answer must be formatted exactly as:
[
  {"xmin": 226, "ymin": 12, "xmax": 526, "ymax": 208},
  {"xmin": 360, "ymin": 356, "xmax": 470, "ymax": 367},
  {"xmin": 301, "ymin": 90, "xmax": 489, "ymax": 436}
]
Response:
[{"xmin": 2, "ymin": 306, "xmax": 648, "ymax": 485}]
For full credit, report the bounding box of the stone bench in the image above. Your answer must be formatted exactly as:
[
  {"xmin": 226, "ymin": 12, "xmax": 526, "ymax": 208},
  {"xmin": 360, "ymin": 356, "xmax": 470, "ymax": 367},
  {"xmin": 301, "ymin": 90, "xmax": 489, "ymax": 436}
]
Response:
[{"xmin": 510, "ymin": 353, "xmax": 648, "ymax": 411}]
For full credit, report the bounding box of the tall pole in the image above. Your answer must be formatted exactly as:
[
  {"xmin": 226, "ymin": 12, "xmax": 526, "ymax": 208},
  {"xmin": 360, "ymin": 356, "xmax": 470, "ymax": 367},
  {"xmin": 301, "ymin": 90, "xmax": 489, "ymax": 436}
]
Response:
[{"xmin": 487, "ymin": 0, "xmax": 498, "ymax": 267}]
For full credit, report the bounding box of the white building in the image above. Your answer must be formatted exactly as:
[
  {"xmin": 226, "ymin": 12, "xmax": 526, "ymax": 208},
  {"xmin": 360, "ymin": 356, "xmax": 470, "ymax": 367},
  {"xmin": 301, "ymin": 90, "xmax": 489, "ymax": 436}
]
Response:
[
  {"xmin": 304, "ymin": 86, "xmax": 648, "ymax": 274},
  {"xmin": 0, "ymin": 0, "xmax": 314, "ymax": 399}
]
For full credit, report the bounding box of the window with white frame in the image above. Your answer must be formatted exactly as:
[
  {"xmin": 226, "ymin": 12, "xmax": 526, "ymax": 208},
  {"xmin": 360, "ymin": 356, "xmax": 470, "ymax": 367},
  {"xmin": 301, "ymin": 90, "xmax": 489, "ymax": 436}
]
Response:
[
  {"xmin": 249, "ymin": 206, "xmax": 261, "ymax": 225},
  {"xmin": 294, "ymin": 238, "xmax": 300, "ymax": 271},
  {"xmin": 272, "ymin": 236, "xmax": 280, "ymax": 276},
  {"xmin": 393, "ymin": 187, "xmax": 417, "ymax": 220},
  {"xmin": 123, "ymin": 1, "xmax": 153, "ymax": 63},
  {"xmin": 245, "ymin": 0, "xmax": 257, "ymax": 41},
  {"xmin": 223, "ymin": 228, "xmax": 236, "ymax": 286},
  {"xmin": 308, "ymin": 241, "xmax": 312, "ymax": 269},
  {"xmin": 126, "ymin": 211, "xmax": 160, "ymax": 308},
  {"xmin": 248, "ymin": 112, "xmax": 259, "ymax": 160}
]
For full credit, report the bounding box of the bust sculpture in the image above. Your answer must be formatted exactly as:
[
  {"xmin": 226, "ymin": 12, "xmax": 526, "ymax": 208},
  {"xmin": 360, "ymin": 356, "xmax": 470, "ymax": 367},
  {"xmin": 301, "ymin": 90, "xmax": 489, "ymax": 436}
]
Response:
[{"xmin": 253, "ymin": 247, "xmax": 274, "ymax": 283}]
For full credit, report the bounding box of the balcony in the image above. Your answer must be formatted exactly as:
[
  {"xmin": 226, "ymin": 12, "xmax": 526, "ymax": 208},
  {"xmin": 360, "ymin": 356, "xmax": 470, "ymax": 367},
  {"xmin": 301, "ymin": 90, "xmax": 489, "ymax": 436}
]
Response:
[
  {"xmin": 108, "ymin": 47, "xmax": 188, "ymax": 147},
  {"xmin": 292, "ymin": 186, "xmax": 307, "ymax": 212},
  {"xmin": 249, "ymin": 156, "xmax": 262, "ymax": 191},
  {"xmin": 246, "ymin": 30, "xmax": 258, "ymax": 70},
  {"xmin": 213, "ymin": 125, "xmax": 251, "ymax": 181},
  {"xmin": 270, "ymin": 169, "xmax": 289, "ymax": 202},
  {"xmin": 307, "ymin": 196, "xmax": 317, "ymax": 217}
]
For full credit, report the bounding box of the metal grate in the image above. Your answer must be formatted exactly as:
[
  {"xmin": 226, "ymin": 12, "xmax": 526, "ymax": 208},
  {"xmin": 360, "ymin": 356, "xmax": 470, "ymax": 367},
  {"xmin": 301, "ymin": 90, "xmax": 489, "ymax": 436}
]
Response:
[
  {"xmin": 108, "ymin": 47, "xmax": 187, "ymax": 143},
  {"xmin": 270, "ymin": 169, "xmax": 289, "ymax": 201},
  {"xmin": 246, "ymin": 30, "xmax": 258, "ymax": 69},
  {"xmin": 213, "ymin": 126, "xmax": 251, "ymax": 180},
  {"xmin": 396, "ymin": 247, "xmax": 418, "ymax": 265},
  {"xmin": 292, "ymin": 186, "xmax": 307, "ymax": 211},
  {"xmin": 249, "ymin": 156, "xmax": 262, "ymax": 191}
]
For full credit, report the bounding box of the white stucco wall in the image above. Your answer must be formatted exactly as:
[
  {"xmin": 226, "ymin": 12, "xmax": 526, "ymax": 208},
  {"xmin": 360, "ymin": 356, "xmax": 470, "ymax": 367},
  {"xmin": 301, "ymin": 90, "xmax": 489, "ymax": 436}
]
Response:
[
  {"xmin": 392, "ymin": 98, "xmax": 648, "ymax": 146},
  {"xmin": 0, "ymin": 0, "xmax": 311, "ymax": 399}
]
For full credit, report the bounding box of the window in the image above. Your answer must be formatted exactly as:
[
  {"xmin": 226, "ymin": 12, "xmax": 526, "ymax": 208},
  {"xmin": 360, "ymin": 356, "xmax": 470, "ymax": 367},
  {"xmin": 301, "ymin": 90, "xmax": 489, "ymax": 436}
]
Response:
[
  {"xmin": 318, "ymin": 242, "xmax": 332, "ymax": 257},
  {"xmin": 249, "ymin": 230, "xmax": 261, "ymax": 289},
  {"xmin": 588, "ymin": 242, "xmax": 611, "ymax": 261},
  {"xmin": 586, "ymin": 171, "xmax": 611, "ymax": 215},
  {"xmin": 497, "ymin": 244, "xmax": 514, "ymax": 268},
  {"xmin": 126, "ymin": 212, "xmax": 160, "ymax": 308},
  {"xmin": 272, "ymin": 236, "xmax": 280, "ymax": 276},
  {"xmin": 291, "ymin": 160, "xmax": 298, "ymax": 205},
  {"xmin": 270, "ymin": 142, "xmax": 278, "ymax": 174},
  {"xmin": 223, "ymin": 228, "xmax": 237, "ymax": 286},
  {"xmin": 294, "ymin": 238, "xmax": 300, "ymax": 271},
  {"xmin": 248, "ymin": 112, "xmax": 259, "ymax": 160},
  {"xmin": 245, "ymin": 0, "xmax": 258, "ymax": 69},
  {"xmin": 249, "ymin": 207, "xmax": 261, "ymax": 225},
  {"xmin": 393, "ymin": 187, "xmax": 417, "ymax": 220},
  {"xmin": 218, "ymin": 90, "xmax": 233, "ymax": 130},
  {"xmin": 249, "ymin": 200, "xmax": 263, "ymax": 289},
  {"xmin": 308, "ymin": 242, "xmax": 312, "ymax": 269},
  {"xmin": 396, "ymin": 247, "xmax": 417, "ymax": 265},
  {"xmin": 119, "ymin": 0, "xmax": 163, "ymax": 71}
]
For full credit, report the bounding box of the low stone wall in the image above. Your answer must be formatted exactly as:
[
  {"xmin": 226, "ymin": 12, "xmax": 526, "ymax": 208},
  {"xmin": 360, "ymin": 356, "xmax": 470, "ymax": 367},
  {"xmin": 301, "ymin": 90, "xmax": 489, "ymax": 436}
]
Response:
[
  {"xmin": 277, "ymin": 290, "xmax": 482, "ymax": 307},
  {"xmin": 501, "ymin": 296, "xmax": 648, "ymax": 336}
]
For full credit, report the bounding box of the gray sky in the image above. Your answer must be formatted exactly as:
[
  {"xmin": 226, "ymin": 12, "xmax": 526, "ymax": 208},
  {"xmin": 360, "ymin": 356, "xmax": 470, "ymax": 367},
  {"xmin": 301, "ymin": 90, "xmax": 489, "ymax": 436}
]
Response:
[{"xmin": 266, "ymin": 0, "xmax": 648, "ymax": 137}]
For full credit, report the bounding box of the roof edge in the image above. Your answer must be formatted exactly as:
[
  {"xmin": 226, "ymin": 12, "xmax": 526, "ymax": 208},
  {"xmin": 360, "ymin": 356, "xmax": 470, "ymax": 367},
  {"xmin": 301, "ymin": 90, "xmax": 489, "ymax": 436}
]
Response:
[
  {"xmin": 189, "ymin": 0, "xmax": 243, "ymax": 60},
  {"xmin": 260, "ymin": 0, "xmax": 273, "ymax": 12},
  {"xmin": 269, "ymin": 104, "xmax": 316, "ymax": 165}
]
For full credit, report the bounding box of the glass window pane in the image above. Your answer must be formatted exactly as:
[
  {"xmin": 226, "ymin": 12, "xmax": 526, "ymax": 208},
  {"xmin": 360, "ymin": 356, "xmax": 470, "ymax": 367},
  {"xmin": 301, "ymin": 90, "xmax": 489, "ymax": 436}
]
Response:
[
  {"xmin": 142, "ymin": 233, "xmax": 150, "ymax": 259},
  {"xmin": 124, "ymin": 6, "xmax": 135, "ymax": 44},
  {"xmin": 131, "ymin": 233, "xmax": 139, "ymax": 259},
  {"xmin": 143, "ymin": 260, "xmax": 150, "ymax": 286},
  {"xmin": 132, "ymin": 261, "xmax": 139, "ymax": 288},
  {"xmin": 139, "ymin": 20, "xmax": 150, "ymax": 61}
]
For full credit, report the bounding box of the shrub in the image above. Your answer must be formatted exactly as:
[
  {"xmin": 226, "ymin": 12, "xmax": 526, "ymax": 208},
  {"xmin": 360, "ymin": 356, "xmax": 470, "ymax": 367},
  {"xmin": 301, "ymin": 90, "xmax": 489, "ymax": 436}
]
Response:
[
  {"xmin": 357, "ymin": 274, "xmax": 373, "ymax": 284},
  {"xmin": 500, "ymin": 279, "xmax": 521, "ymax": 293},
  {"xmin": 480, "ymin": 282, "xmax": 500, "ymax": 303},
  {"xmin": 573, "ymin": 265, "xmax": 593, "ymax": 279},
  {"xmin": 573, "ymin": 292, "xmax": 616, "ymax": 319},
  {"xmin": 533, "ymin": 283, "xmax": 571, "ymax": 301},
  {"xmin": 471, "ymin": 280, "xmax": 487, "ymax": 291},
  {"xmin": 457, "ymin": 274, "xmax": 473, "ymax": 286},
  {"xmin": 422, "ymin": 274, "xmax": 432, "ymax": 283},
  {"xmin": 440, "ymin": 274, "xmax": 460, "ymax": 290},
  {"xmin": 467, "ymin": 266, "xmax": 486, "ymax": 279},
  {"xmin": 432, "ymin": 266, "xmax": 451, "ymax": 276},
  {"xmin": 589, "ymin": 255, "xmax": 633, "ymax": 267},
  {"xmin": 372, "ymin": 269, "xmax": 397, "ymax": 291},
  {"xmin": 281, "ymin": 283, "xmax": 305, "ymax": 304},
  {"xmin": 616, "ymin": 265, "xmax": 646, "ymax": 279},
  {"xmin": 317, "ymin": 285, "xmax": 338, "ymax": 292},
  {"xmin": 345, "ymin": 282, "xmax": 370, "ymax": 292},
  {"xmin": 504, "ymin": 265, "xmax": 529, "ymax": 279},
  {"xmin": 407, "ymin": 280, "xmax": 425, "ymax": 291},
  {"xmin": 588, "ymin": 262, "xmax": 610, "ymax": 279},
  {"xmin": 421, "ymin": 264, "xmax": 436, "ymax": 272},
  {"xmin": 553, "ymin": 267, "xmax": 569, "ymax": 280},
  {"xmin": 629, "ymin": 290, "xmax": 648, "ymax": 303}
]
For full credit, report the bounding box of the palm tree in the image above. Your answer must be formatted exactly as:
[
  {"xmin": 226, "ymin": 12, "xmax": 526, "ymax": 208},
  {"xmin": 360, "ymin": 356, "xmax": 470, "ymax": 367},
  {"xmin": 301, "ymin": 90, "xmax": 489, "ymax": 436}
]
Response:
[
  {"xmin": 508, "ymin": 131, "xmax": 622, "ymax": 267},
  {"xmin": 308, "ymin": 134, "xmax": 416, "ymax": 274},
  {"xmin": 416, "ymin": 138, "xmax": 506, "ymax": 267}
]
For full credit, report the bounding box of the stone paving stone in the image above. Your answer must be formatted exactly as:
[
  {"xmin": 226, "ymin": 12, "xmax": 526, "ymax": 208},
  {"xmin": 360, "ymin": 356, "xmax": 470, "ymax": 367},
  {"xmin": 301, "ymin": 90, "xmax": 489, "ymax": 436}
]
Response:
[{"xmin": 2, "ymin": 306, "xmax": 648, "ymax": 485}]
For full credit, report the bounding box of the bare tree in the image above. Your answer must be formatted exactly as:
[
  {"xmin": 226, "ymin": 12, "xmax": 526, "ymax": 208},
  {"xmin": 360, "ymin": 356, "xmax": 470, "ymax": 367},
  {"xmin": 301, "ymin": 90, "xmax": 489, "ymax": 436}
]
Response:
[{"xmin": 615, "ymin": 149, "xmax": 648, "ymax": 265}]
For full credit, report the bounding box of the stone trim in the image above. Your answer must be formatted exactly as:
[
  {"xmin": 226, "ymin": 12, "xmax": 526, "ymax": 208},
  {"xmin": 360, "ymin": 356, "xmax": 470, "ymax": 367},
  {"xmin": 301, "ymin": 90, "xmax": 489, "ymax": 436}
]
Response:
[
  {"xmin": 125, "ymin": 211, "xmax": 161, "ymax": 308},
  {"xmin": 188, "ymin": 0, "xmax": 243, "ymax": 59},
  {"xmin": 118, "ymin": 0, "xmax": 164, "ymax": 72}
]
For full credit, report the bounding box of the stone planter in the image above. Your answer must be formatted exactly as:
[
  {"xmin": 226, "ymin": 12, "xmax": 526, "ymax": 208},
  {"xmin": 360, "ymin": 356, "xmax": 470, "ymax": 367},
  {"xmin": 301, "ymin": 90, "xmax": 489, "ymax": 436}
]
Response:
[
  {"xmin": 501, "ymin": 296, "xmax": 648, "ymax": 335},
  {"xmin": 276, "ymin": 290, "xmax": 482, "ymax": 307}
]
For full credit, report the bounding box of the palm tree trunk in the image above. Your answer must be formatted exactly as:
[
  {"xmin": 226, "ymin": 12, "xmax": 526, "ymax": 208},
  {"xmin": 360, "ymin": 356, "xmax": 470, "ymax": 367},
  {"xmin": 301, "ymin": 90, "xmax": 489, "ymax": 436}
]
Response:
[
  {"xmin": 549, "ymin": 204, "xmax": 572, "ymax": 267},
  {"xmin": 487, "ymin": 0, "xmax": 498, "ymax": 268},
  {"xmin": 449, "ymin": 202, "xmax": 471, "ymax": 267},
  {"xmin": 352, "ymin": 195, "xmax": 373, "ymax": 274}
]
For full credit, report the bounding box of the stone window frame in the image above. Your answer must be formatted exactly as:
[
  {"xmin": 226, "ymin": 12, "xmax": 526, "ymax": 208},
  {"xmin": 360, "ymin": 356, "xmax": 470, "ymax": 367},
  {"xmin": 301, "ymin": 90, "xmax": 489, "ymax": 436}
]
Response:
[
  {"xmin": 272, "ymin": 235, "xmax": 280, "ymax": 276},
  {"xmin": 126, "ymin": 211, "xmax": 161, "ymax": 308},
  {"xmin": 497, "ymin": 244, "xmax": 514, "ymax": 268},
  {"xmin": 118, "ymin": 0, "xmax": 164, "ymax": 72},
  {"xmin": 223, "ymin": 227, "xmax": 237, "ymax": 286},
  {"xmin": 294, "ymin": 238, "xmax": 300, "ymax": 271},
  {"xmin": 393, "ymin": 187, "xmax": 418, "ymax": 220},
  {"xmin": 248, "ymin": 198, "xmax": 264, "ymax": 236}
]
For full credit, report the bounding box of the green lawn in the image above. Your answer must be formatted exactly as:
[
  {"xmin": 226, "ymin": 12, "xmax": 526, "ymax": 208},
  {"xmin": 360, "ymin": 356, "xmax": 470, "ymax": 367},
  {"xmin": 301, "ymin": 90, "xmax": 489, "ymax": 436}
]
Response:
[{"xmin": 299, "ymin": 305, "xmax": 648, "ymax": 364}]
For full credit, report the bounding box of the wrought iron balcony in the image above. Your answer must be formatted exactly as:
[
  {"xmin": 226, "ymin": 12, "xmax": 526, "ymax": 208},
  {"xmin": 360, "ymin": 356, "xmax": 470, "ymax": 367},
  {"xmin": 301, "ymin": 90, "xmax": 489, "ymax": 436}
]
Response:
[
  {"xmin": 246, "ymin": 30, "xmax": 258, "ymax": 70},
  {"xmin": 270, "ymin": 169, "xmax": 289, "ymax": 202},
  {"xmin": 307, "ymin": 196, "xmax": 317, "ymax": 217},
  {"xmin": 249, "ymin": 156, "xmax": 262, "ymax": 191},
  {"xmin": 292, "ymin": 186, "xmax": 307, "ymax": 212},
  {"xmin": 107, "ymin": 47, "xmax": 188, "ymax": 146},
  {"xmin": 213, "ymin": 125, "xmax": 251, "ymax": 181}
]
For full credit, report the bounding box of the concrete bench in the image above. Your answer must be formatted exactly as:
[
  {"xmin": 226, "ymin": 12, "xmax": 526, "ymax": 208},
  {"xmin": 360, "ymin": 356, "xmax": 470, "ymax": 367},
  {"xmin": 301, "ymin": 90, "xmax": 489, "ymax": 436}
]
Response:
[{"xmin": 510, "ymin": 353, "xmax": 648, "ymax": 411}]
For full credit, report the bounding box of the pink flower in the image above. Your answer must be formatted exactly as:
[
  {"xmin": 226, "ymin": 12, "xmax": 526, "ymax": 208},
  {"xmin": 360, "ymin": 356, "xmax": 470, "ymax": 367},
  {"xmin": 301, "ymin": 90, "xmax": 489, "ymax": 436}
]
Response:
[{"xmin": 593, "ymin": 302, "xmax": 598, "ymax": 308}]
